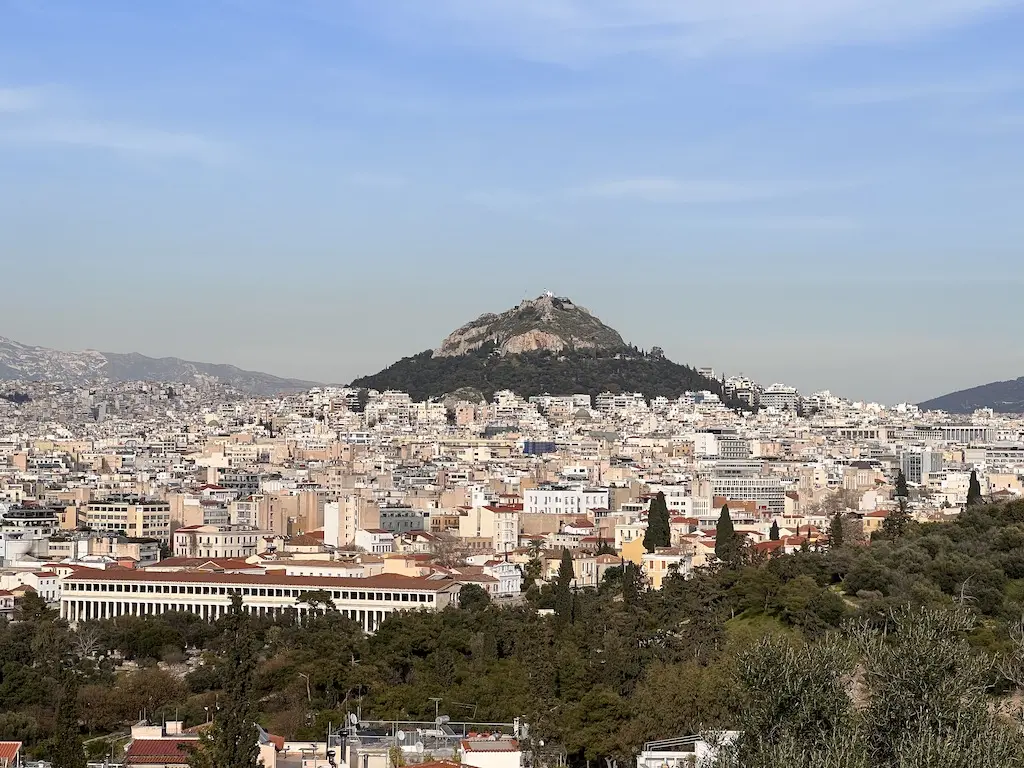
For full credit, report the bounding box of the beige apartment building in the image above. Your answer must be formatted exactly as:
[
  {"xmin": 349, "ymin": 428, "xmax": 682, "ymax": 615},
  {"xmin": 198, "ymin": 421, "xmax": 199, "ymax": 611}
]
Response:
[
  {"xmin": 47, "ymin": 534, "xmax": 161, "ymax": 565},
  {"xmin": 458, "ymin": 505, "xmax": 519, "ymax": 554},
  {"xmin": 81, "ymin": 496, "xmax": 173, "ymax": 543},
  {"xmin": 172, "ymin": 524, "xmax": 272, "ymax": 559}
]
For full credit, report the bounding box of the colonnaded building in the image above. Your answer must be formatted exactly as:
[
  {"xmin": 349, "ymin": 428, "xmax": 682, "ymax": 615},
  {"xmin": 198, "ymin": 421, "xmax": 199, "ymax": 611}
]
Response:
[{"xmin": 59, "ymin": 570, "xmax": 462, "ymax": 633}]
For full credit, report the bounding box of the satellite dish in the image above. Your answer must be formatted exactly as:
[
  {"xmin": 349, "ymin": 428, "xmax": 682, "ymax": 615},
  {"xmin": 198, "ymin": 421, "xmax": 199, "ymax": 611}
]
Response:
[
  {"xmin": 349, "ymin": 713, "xmax": 358, "ymax": 726},
  {"xmin": 415, "ymin": 743, "xmax": 424, "ymax": 754},
  {"xmin": 397, "ymin": 731, "xmax": 406, "ymax": 742}
]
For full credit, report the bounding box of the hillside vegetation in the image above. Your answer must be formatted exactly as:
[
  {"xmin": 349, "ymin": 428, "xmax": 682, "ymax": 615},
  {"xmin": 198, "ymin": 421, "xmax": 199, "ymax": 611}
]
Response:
[
  {"xmin": 351, "ymin": 346, "xmax": 721, "ymax": 402},
  {"xmin": 12, "ymin": 501, "xmax": 1024, "ymax": 767}
]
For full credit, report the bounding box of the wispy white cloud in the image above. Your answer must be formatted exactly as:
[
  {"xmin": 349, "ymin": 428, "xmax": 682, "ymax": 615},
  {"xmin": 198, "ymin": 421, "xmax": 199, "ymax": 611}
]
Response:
[
  {"xmin": 953, "ymin": 112, "xmax": 1024, "ymax": 134},
  {"xmin": 569, "ymin": 176, "xmax": 801, "ymax": 203},
  {"xmin": 817, "ymin": 73, "xmax": 1024, "ymax": 106},
  {"xmin": 351, "ymin": 0, "xmax": 1024, "ymax": 63},
  {"xmin": 346, "ymin": 172, "xmax": 408, "ymax": 188},
  {"xmin": 0, "ymin": 86, "xmax": 46, "ymax": 113},
  {"xmin": 0, "ymin": 85, "xmax": 228, "ymax": 163},
  {"xmin": 0, "ymin": 119, "xmax": 229, "ymax": 163},
  {"xmin": 465, "ymin": 188, "xmax": 542, "ymax": 210},
  {"xmin": 698, "ymin": 214, "xmax": 860, "ymax": 231},
  {"xmin": 465, "ymin": 174, "xmax": 850, "ymax": 215}
]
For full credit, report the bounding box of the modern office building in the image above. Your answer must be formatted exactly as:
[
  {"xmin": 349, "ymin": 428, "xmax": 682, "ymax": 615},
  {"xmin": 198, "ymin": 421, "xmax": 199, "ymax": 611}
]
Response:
[
  {"xmin": 900, "ymin": 448, "xmax": 943, "ymax": 484},
  {"xmin": 710, "ymin": 462, "xmax": 785, "ymax": 516}
]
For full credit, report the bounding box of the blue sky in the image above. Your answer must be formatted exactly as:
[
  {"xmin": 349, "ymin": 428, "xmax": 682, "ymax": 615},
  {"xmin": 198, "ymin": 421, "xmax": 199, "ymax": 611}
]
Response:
[{"xmin": 1, "ymin": 0, "xmax": 1023, "ymax": 403}]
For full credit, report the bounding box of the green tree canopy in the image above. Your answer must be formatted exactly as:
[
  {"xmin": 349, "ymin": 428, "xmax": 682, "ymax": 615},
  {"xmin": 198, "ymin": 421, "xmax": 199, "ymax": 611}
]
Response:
[
  {"xmin": 967, "ymin": 470, "xmax": 983, "ymax": 507},
  {"xmin": 715, "ymin": 504, "xmax": 741, "ymax": 566},
  {"xmin": 643, "ymin": 492, "xmax": 671, "ymax": 552},
  {"xmin": 895, "ymin": 470, "xmax": 909, "ymax": 499},
  {"xmin": 829, "ymin": 512, "xmax": 844, "ymax": 548},
  {"xmin": 188, "ymin": 594, "xmax": 260, "ymax": 768},
  {"xmin": 554, "ymin": 548, "xmax": 575, "ymax": 625},
  {"xmin": 458, "ymin": 583, "xmax": 491, "ymax": 612},
  {"xmin": 50, "ymin": 671, "xmax": 85, "ymax": 768}
]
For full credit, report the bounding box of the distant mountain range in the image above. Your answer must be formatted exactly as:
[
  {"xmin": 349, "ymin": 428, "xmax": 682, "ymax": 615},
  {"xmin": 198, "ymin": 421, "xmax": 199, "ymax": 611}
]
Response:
[
  {"xmin": 919, "ymin": 377, "xmax": 1024, "ymax": 414},
  {"xmin": 351, "ymin": 293, "xmax": 726, "ymax": 402},
  {"xmin": 0, "ymin": 336, "xmax": 319, "ymax": 395}
]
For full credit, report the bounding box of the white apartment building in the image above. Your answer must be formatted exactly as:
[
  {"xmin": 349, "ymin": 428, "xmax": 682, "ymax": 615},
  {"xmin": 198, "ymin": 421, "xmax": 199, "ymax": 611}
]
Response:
[
  {"xmin": 0, "ymin": 570, "xmax": 61, "ymax": 603},
  {"xmin": 230, "ymin": 497, "xmax": 259, "ymax": 527},
  {"xmin": 646, "ymin": 485, "xmax": 696, "ymax": 514},
  {"xmin": 323, "ymin": 497, "xmax": 369, "ymax": 549},
  {"xmin": 476, "ymin": 561, "xmax": 523, "ymax": 598},
  {"xmin": 0, "ymin": 505, "xmax": 62, "ymax": 537},
  {"xmin": 59, "ymin": 570, "xmax": 461, "ymax": 633},
  {"xmin": 524, "ymin": 486, "xmax": 609, "ymax": 515},
  {"xmin": 615, "ymin": 520, "xmax": 647, "ymax": 550},
  {"xmin": 710, "ymin": 463, "xmax": 785, "ymax": 516},
  {"xmin": 82, "ymin": 496, "xmax": 172, "ymax": 542},
  {"xmin": 760, "ymin": 384, "xmax": 800, "ymax": 412},
  {"xmin": 172, "ymin": 525, "xmax": 271, "ymax": 559},
  {"xmin": 355, "ymin": 529, "xmax": 394, "ymax": 554},
  {"xmin": 596, "ymin": 392, "xmax": 648, "ymax": 413}
]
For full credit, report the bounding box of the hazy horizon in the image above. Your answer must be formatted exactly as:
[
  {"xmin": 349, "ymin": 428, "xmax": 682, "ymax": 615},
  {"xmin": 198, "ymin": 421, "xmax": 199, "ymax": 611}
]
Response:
[{"xmin": 2, "ymin": 2, "xmax": 1023, "ymax": 404}]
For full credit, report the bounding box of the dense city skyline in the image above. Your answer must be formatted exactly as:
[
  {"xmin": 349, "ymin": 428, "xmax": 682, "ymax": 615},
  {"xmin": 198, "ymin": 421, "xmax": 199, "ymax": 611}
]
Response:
[{"xmin": 2, "ymin": 1, "xmax": 1024, "ymax": 402}]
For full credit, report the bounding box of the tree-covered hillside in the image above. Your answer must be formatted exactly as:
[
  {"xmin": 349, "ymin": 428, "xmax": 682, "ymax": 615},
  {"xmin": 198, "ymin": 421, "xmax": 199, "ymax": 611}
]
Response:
[
  {"xmin": 351, "ymin": 346, "xmax": 722, "ymax": 402},
  {"xmin": 14, "ymin": 501, "xmax": 1024, "ymax": 768}
]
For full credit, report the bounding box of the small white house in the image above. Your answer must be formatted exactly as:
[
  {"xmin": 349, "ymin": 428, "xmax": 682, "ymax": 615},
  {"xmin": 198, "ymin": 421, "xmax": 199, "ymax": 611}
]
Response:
[
  {"xmin": 355, "ymin": 529, "xmax": 395, "ymax": 555},
  {"xmin": 636, "ymin": 734, "xmax": 739, "ymax": 768},
  {"xmin": 460, "ymin": 737, "xmax": 521, "ymax": 768}
]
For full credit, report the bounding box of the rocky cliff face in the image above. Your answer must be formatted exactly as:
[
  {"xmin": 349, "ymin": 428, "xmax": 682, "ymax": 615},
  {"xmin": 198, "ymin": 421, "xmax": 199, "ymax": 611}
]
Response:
[
  {"xmin": 433, "ymin": 294, "xmax": 627, "ymax": 357},
  {"xmin": 0, "ymin": 336, "xmax": 318, "ymax": 395}
]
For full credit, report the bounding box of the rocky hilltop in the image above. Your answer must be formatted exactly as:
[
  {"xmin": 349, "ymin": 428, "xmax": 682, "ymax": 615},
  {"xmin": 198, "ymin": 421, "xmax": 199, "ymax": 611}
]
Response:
[
  {"xmin": 434, "ymin": 294, "xmax": 626, "ymax": 357},
  {"xmin": 0, "ymin": 336, "xmax": 318, "ymax": 395},
  {"xmin": 353, "ymin": 294, "xmax": 724, "ymax": 402}
]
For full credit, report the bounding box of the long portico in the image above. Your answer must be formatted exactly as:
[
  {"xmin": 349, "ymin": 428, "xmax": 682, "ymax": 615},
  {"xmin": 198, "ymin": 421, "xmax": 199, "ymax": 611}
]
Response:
[{"xmin": 60, "ymin": 570, "xmax": 462, "ymax": 633}]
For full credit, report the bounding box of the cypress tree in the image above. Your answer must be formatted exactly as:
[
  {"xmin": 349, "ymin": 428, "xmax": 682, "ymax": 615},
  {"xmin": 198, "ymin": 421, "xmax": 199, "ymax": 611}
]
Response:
[
  {"xmin": 189, "ymin": 594, "xmax": 261, "ymax": 768},
  {"xmin": 895, "ymin": 470, "xmax": 909, "ymax": 500},
  {"xmin": 622, "ymin": 561, "xmax": 644, "ymax": 606},
  {"xmin": 715, "ymin": 504, "xmax": 737, "ymax": 564},
  {"xmin": 643, "ymin": 491, "xmax": 671, "ymax": 552},
  {"xmin": 830, "ymin": 512, "xmax": 845, "ymax": 548},
  {"xmin": 51, "ymin": 670, "xmax": 85, "ymax": 768},
  {"xmin": 595, "ymin": 534, "xmax": 616, "ymax": 556},
  {"xmin": 554, "ymin": 548, "xmax": 575, "ymax": 625},
  {"xmin": 769, "ymin": 520, "xmax": 780, "ymax": 541},
  {"xmin": 966, "ymin": 470, "xmax": 983, "ymax": 507},
  {"xmin": 882, "ymin": 505, "xmax": 911, "ymax": 539}
]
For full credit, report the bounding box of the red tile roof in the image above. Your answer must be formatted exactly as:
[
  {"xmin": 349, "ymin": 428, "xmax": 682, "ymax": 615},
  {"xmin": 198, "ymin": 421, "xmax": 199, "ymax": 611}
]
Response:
[
  {"xmin": 125, "ymin": 738, "xmax": 197, "ymax": 765},
  {"xmin": 0, "ymin": 742, "xmax": 21, "ymax": 763},
  {"xmin": 64, "ymin": 569, "xmax": 459, "ymax": 591},
  {"xmin": 461, "ymin": 739, "xmax": 520, "ymax": 752},
  {"xmin": 147, "ymin": 557, "xmax": 257, "ymax": 571},
  {"xmin": 288, "ymin": 534, "xmax": 324, "ymax": 547}
]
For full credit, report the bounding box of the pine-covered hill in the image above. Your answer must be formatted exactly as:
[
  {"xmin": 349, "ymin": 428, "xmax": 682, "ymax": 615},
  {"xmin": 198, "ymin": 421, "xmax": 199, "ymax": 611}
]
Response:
[
  {"xmin": 919, "ymin": 376, "xmax": 1024, "ymax": 414},
  {"xmin": 350, "ymin": 346, "xmax": 723, "ymax": 402}
]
